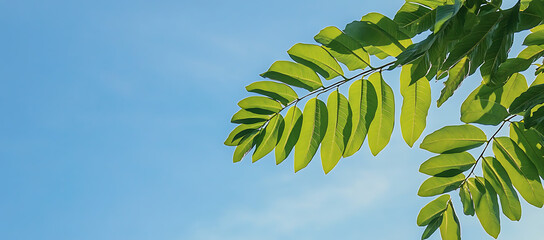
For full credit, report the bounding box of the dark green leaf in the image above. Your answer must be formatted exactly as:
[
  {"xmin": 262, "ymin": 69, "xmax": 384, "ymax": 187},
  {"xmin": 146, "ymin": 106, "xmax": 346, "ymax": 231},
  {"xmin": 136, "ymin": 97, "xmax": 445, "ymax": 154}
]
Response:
[
  {"xmin": 438, "ymin": 56, "xmax": 470, "ymax": 107},
  {"xmin": 394, "ymin": 2, "xmax": 436, "ymax": 37},
  {"xmin": 233, "ymin": 131, "xmax": 259, "ymax": 163},
  {"xmin": 509, "ymin": 84, "xmax": 544, "ymax": 114},
  {"xmin": 422, "ymin": 216, "xmax": 443, "ymax": 240},
  {"xmin": 225, "ymin": 123, "xmax": 261, "ymax": 146},
  {"xmin": 510, "ymin": 121, "xmax": 544, "ymax": 179}
]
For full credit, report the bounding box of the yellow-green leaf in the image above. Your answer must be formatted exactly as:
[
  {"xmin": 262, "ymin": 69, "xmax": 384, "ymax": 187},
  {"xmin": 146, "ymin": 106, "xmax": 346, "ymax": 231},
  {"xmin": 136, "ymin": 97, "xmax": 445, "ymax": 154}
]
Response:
[
  {"xmin": 233, "ymin": 131, "xmax": 259, "ymax": 163},
  {"xmin": 314, "ymin": 26, "xmax": 370, "ymax": 71},
  {"xmin": 287, "ymin": 43, "xmax": 344, "ymax": 80},
  {"xmin": 510, "ymin": 122, "xmax": 544, "ymax": 179},
  {"xmin": 459, "ymin": 183, "xmax": 475, "ymax": 216},
  {"xmin": 417, "ymin": 194, "xmax": 450, "ymax": 226},
  {"xmin": 439, "ymin": 202, "xmax": 461, "ymax": 240},
  {"xmin": 224, "ymin": 123, "xmax": 261, "ymax": 146},
  {"xmin": 400, "ymin": 66, "xmax": 431, "ymax": 147},
  {"xmin": 294, "ymin": 98, "xmax": 327, "ymax": 172},
  {"xmin": 238, "ymin": 96, "xmax": 283, "ymax": 114},
  {"xmin": 420, "ymin": 124, "xmax": 487, "ymax": 154},
  {"xmin": 419, "ymin": 152, "xmax": 476, "ymax": 176},
  {"xmin": 467, "ymin": 177, "xmax": 501, "ymax": 239},
  {"xmin": 482, "ymin": 157, "xmax": 522, "ymax": 221},
  {"xmin": 367, "ymin": 72, "xmax": 395, "ymax": 156},
  {"xmin": 344, "ymin": 79, "xmax": 378, "ymax": 157},
  {"xmin": 261, "ymin": 61, "xmax": 323, "ymax": 91},
  {"xmin": 246, "ymin": 81, "xmax": 298, "ymax": 105},
  {"xmin": 321, "ymin": 90, "xmax": 351, "ymax": 174},
  {"xmin": 253, "ymin": 114, "xmax": 284, "ymax": 162},
  {"xmin": 418, "ymin": 174, "xmax": 465, "ymax": 197},
  {"xmin": 275, "ymin": 106, "xmax": 303, "ymax": 165},
  {"xmin": 231, "ymin": 109, "xmax": 270, "ymax": 124}
]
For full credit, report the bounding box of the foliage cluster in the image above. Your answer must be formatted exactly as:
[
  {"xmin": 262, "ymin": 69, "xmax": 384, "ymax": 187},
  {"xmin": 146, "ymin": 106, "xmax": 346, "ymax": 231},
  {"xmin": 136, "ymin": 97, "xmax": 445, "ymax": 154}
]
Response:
[{"xmin": 225, "ymin": 0, "xmax": 544, "ymax": 239}]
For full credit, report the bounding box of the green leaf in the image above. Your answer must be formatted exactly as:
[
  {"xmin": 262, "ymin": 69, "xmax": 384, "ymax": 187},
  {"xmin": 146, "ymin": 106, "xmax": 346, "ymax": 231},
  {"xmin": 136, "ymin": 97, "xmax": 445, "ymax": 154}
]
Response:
[
  {"xmin": 434, "ymin": 0, "xmax": 462, "ymax": 33},
  {"xmin": 261, "ymin": 61, "xmax": 323, "ymax": 91},
  {"xmin": 441, "ymin": 12, "xmax": 501, "ymax": 71},
  {"xmin": 344, "ymin": 79, "xmax": 378, "ymax": 157},
  {"xmin": 314, "ymin": 26, "xmax": 370, "ymax": 71},
  {"xmin": 394, "ymin": 2, "xmax": 436, "ymax": 37},
  {"xmin": 231, "ymin": 109, "xmax": 270, "ymax": 124},
  {"xmin": 233, "ymin": 131, "xmax": 259, "ymax": 163},
  {"xmin": 253, "ymin": 114, "xmax": 285, "ymax": 162},
  {"xmin": 246, "ymin": 81, "xmax": 298, "ymax": 105},
  {"xmin": 493, "ymin": 137, "xmax": 544, "ymax": 207},
  {"xmin": 524, "ymin": 29, "xmax": 544, "ymax": 46},
  {"xmin": 419, "ymin": 152, "xmax": 476, "ymax": 177},
  {"xmin": 420, "ymin": 124, "xmax": 487, "ymax": 154},
  {"xmin": 294, "ymin": 98, "xmax": 328, "ymax": 172},
  {"xmin": 275, "ymin": 106, "xmax": 303, "ymax": 165},
  {"xmin": 418, "ymin": 173, "xmax": 465, "ymax": 197},
  {"xmin": 493, "ymin": 45, "xmax": 544, "ymax": 86},
  {"xmin": 482, "ymin": 157, "xmax": 522, "ymax": 221},
  {"xmin": 467, "ymin": 177, "xmax": 501, "ymax": 239},
  {"xmin": 287, "ymin": 43, "xmax": 344, "ymax": 80},
  {"xmin": 509, "ymin": 84, "xmax": 544, "ymax": 114},
  {"xmin": 439, "ymin": 202, "xmax": 461, "ymax": 240},
  {"xmin": 238, "ymin": 96, "xmax": 283, "ymax": 114},
  {"xmin": 417, "ymin": 194, "xmax": 451, "ymax": 226},
  {"xmin": 400, "ymin": 66, "xmax": 431, "ymax": 147},
  {"xmin": 422, "ymin": 216, "xmax": 443, "ymax": 240},
  {"xmin": 510, "ymin": 121, "xmax": 544, "ymax": 179},
  {"xmin": 500, "ymin": 73, "xmax": 529, "ymax": 107},
  {"xmin": 321, "ymin": 90, "xmax": 351, "ymax": 174},
  {"xmin": 438, "ymin": 57, "xmax": 470, "ymax": 107},
  {"xmin": 531, "ymin": 73, "xmax": 544, "ymax": 87},
  {"xmin": 459, "ymin": 183, "xmax": 475, "ymax": 216},
  {"xmin": 367, "ymin": 72, "xmax": 395, "ymax": 156},
  {"xmin": 345, "ymin": 13, "xmax": 411, "ymax": 57},
  {"xmin": 224, "ymin": 123, "xmax": 261, "ymax": 146}
]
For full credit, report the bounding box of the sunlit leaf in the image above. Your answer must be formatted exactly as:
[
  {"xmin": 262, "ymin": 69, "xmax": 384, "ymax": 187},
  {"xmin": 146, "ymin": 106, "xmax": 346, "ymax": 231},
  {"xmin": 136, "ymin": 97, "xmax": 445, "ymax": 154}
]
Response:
[
  {"xmin": 344, "ymin": 79, "xmax": 378, "ymax": 157},
  {"xmin": 233, "ymin": 131, "xmax": 259, "ymax": 163},
  {"xmin": 420, "ymin": 124, "xmax": 486, "ymax": 154},
  {"xmin": 321, "ymin": 90, "xmax": 351, "ymax": 174},
  {"xmin": 438, "ymin": 57, "xmax": 470, "ymax": 107},
  {"xmin": 493, "ymin": 137, "xmax": 544, "ymax": 207},
  {"xmin": 419, "ymin": 152, "xmax": 476, "ymax": 176},
  {"xmin": 288, "ymin": 43, "xmax": 344, "ymax": 80},
  {"xmin": 459, "ymin": 183, "xmax": 475, "ymax": 216},
  {"xmin": 314, "ymin": 26, "xmax": 370, "ymax": 71},
  {"xmin": 225, "ymin": 123, "xmax": 261, "ymax": 146},
  {"xmin": 418, "ymin": 173, "xmax": 465, "ymax": 197},
  {"xmin": 294, "ymin": 98, "xmax": 328, "ymax": 172},
  {"xmin": 231, "ymin": 109, "xmax": 270, "ymax": 124},
  {"xmin": 253, "ymin": 114, "xmax": 285, "ymax": 162},
  {"xmin": 417, "ymin": 194, "xmax": 450, "ymax": 226},
  {"xmin": 261, "ymin": 61, "xmax": 323, "ymax": 91},
  {"xmin": 246, "ymin": 81, "xmax": 298, "ymax": 105},
  {"xmin": 510, "ymin": 122, "xmax": 544, "ymax": 179},
  {"xmin": 509, "ymin": 84, "xmax": 544, "ymax": 114},
  {"xmin": 400, "ymin": 66, "xmax": 431, "ymax": 147},
  {"xmin": 367, "ymin": 72, "xmax": 395, "ymax": 155},
  {"xmin": 439, "ymin": 202, "xmax": 461, "ymax": 240},
  {"xmin": 467, "ymin": 177, "xmax": 501, "ymax": 238},
  {"xmin": 238, "ymin": 96, "xmax": 283, "ymax": 114},
  {"xmin": 482, "ymin": 157, "xmax": 522, "ymax": 221}
]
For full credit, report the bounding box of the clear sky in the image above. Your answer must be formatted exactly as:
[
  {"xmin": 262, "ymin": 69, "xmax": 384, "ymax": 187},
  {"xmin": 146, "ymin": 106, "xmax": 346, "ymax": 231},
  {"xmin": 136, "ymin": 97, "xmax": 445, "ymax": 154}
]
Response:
[{"xmin": 1, "ymin": 0, "xmax": 543, "ymax": 239}]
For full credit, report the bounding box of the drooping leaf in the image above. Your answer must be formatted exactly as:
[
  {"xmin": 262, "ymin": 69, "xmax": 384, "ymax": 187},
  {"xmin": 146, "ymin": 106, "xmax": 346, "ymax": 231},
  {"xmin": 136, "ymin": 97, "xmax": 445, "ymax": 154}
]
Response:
[
  {"xmin": 225, "ymin": 123, "xmax": 261, "ymax": 146},
  {"xmin": 438, "ymin": 57, "xmax": 470, "ymax": 107},
  {"xmin": 439, "ymin": 202, "xmax": 461, "ymax": 240},
  {"xmin": 253, "ymin": 114, "xmax": 285, "ymax": 162},
  {"xmin": 321, "ymin": 90, "xmax": 351, "ymax": 174},
  {"xmin": 509, "ymin": 84, "xmax": 544, "ymax": 114},
  {"xmin": 238, "ymin": 96, "xmax": 283, "ymax": 114},
  {"xmin": 233, "ymin": 131, "xmax": 259, "ymax": 163},
  {"xmin": 245, "ymin": 81, "xmax": 298, "ymax": 105},
  {"xmin": 510, "ymin": 121, "xmax": 544, "ymax": 179},
  {"xmin": 493, "ymin": 137, "xmax": 544, "ymax": 207},
  {"xmin": 420, "ymin": 124, "xmax": 487, "ymax": 154},
  {"xmin": 367, "ymin": 72, "xmax": 395, "ymax": 156},
  {"xmin": 275, "ymin": 106, "xmax": 303, "ymax": 164},
  {"xmin": 314, "ymin": 26, "xmax": 370, "ymax": 71},
  {"xmin": 287, "ymin": 43, "xmax": 344, "ymax": 80},
  {"xmin": 231, "ymin": 109, "xmax": 270, "ymax": 124},
  {"xmin": 294, "ymin": 98, "xmax": 328, "ymax": 172},
  {"xmin": 493, "ymin": 45, "xmax": 544, "ymax": 86},
  {"xmin": 417, "ymin": 194, "xmax": 451, "ymax": 226},
  {"xmin": 441, "ymin": 12, "xmax": 502, "ymax": 71},
  {"xmin": 467, "ymin": 177, "xmax": 501, "ymax": 239},
  {"xmin": 434, "ymin": 0, "xmax": 462, "ymax": 33},
  {"xmin": 422, "ymin": 216, "xmax": 443, "ymax": 240},
  {"xmin": 400, "ymin": 66, "xmax": 431, "ymax": 147},
  {"xmin": 344, "ymin": 79, "xmax": 378, "ymax": 157},
  {"xmin": 419, "ymin": 152, "xmax": 476, "ymax": 177},
  {"xmin": 418, "ymin": 173, "xmax": 465, "ymax": 197},
  {"xmin": 459, "ymin": 183, "xmax": 475, "ymax": 216},
  {"xmin": 261, "ymin": 61, "xmax": 323, "ymax": 91},
  {"xmin": 482, "ymin": 157, "xmax": 522, "ymax": 221}
]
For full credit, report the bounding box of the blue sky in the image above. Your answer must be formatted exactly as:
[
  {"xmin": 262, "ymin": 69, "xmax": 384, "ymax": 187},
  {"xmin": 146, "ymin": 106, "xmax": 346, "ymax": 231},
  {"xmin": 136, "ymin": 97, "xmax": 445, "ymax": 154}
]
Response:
[{"xmin": 1, "ymin": 0, "xmax": 543, "ymax": 239}]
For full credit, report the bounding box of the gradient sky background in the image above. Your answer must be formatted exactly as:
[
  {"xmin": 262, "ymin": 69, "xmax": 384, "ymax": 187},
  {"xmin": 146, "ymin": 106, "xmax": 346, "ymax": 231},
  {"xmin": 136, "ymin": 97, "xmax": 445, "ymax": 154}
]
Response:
[{"xmin": 2, "ymin": 0, "xmax": 544, "ymax": 239}]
